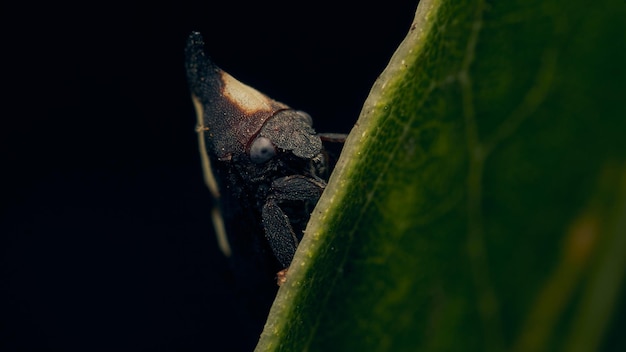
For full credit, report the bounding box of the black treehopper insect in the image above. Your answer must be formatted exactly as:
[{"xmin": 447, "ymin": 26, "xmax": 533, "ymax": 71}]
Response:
[{"xmin": 185, "ymin": 32, "xmax": 345, "ymax": 300}]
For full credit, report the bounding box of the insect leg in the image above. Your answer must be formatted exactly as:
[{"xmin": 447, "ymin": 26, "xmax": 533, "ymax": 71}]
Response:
[
  {"xmin": 318, "ymin": 132, "xmax": 348, "ymax": 144},
  {"xmin": 261, "ymin": 175, "xmax": 326, "ymax": 268},
  {"xmin": 261, "ymin": 199, "xmax": 299, "ymax": 268},
  {"xmin": 269, "ymin": 175, "xmax": 326, "ymax": 204}
]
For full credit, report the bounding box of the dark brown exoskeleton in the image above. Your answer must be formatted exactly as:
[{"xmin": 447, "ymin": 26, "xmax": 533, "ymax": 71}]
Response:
[{"xmin": 185, "ymin": 32, "xmax": 345, "ymax": 306}]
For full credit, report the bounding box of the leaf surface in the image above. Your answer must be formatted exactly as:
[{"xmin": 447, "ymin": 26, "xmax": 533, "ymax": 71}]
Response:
[{"xmin": 257, "ymin": 0, "xmax": 626, "ymax": 350}]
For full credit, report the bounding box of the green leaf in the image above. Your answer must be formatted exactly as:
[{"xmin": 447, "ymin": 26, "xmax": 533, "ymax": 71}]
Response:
[{"xmin": 256, "ymin": 0, "xmax": 626, "ymax": 351}]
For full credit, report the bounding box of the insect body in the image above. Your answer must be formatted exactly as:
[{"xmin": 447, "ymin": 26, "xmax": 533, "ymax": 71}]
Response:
[{"xmin": 185, "ymin": 32, "xmax": 343, "ymax": 290}]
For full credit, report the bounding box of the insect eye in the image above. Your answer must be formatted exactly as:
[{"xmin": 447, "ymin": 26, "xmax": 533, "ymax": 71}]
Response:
[{"xmin": 249, "ymin": 136, "xmax": 276, "ymax": 164}]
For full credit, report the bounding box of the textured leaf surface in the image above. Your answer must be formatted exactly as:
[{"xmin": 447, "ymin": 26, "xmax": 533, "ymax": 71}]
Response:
[{"xmin": 257, "ymin": 0, "xmax": 626, "ymax": 350}]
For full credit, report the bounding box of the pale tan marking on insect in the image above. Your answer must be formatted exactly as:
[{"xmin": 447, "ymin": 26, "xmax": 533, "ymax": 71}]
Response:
[
  {"xmin": 192, "ymin": 94, "xmax": 220, "ymax": 199},
  {"xmin": 220, "ymin": 71, "xmax": 274, "ymax": 114},
  {"xmin": 192, "ymin": 94, "xmax": 232, "ymax": 257},
  {"xmin": 212, "ymin": 206, "xmax": 231, "ymax": 257}
]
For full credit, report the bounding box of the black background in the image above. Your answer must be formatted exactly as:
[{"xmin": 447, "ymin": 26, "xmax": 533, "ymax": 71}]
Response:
[{"xmin": 1, "ymin": 1, "xmax": 416, "ymax": 350}]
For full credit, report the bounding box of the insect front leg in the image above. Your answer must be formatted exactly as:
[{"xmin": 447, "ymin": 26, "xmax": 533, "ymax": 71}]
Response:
[{"xmin": 261, "ymin": 175, "xmax": 326, "ymax": 285}]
